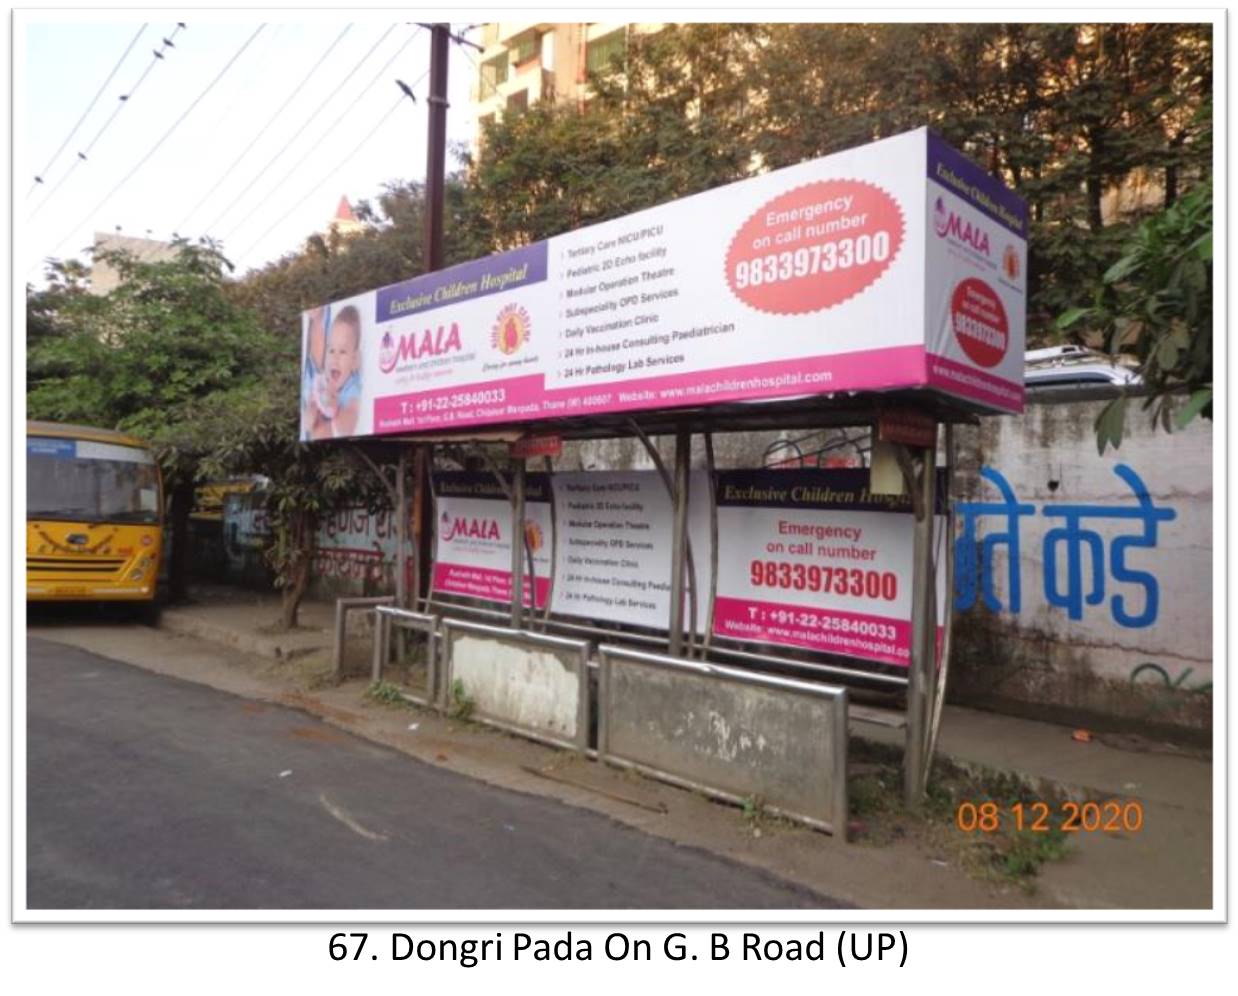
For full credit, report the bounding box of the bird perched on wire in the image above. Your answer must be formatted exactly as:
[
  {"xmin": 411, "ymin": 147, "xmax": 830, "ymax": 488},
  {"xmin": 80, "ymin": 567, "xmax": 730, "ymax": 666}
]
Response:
[{"xmin": 396, "ymin": 79, "xmax": 417, "ymax": 102}]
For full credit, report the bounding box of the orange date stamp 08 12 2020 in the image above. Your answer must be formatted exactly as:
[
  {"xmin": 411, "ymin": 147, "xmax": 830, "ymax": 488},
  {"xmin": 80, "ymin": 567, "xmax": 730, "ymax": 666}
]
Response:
[{"xmin": 955, "ymin": 799, "xmax": 1145, "ymax": 834}]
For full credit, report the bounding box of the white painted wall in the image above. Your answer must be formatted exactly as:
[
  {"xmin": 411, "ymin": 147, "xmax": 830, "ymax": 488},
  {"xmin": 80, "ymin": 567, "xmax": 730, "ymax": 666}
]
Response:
[
  {"xmin": 450, "ymin": 632, "xmax": 581, "ymax": 741},
  {"xmin": 955, "ymin": 393, "xmax": 1213, "ymax": 695}
]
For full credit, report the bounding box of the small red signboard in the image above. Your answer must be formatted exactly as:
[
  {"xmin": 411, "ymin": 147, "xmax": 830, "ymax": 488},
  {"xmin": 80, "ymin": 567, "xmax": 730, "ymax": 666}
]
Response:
[
  {"xmin": 877, "ymin": 410, "xmax": 937, "ymax": 449},
  {"xmin": 510, "ymin": 435, "xmax": 563, "ymax": 460}
]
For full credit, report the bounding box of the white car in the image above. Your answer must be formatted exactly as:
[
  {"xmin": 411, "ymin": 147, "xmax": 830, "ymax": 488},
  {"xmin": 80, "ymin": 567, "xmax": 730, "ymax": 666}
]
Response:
[{"xmin": 1024, "ymin": 345, "xmax": 1142, "ymax": 389}]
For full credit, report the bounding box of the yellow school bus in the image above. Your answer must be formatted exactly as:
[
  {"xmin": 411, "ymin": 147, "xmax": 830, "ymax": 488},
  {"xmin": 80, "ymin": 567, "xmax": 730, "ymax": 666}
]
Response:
[{"xmin": 26, "ymin": 421, "xmax": 164, "ymax": 611}]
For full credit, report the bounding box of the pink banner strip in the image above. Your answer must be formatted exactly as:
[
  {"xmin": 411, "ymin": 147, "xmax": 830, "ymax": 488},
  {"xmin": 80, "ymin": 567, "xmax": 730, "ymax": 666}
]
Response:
[
  {"xmin": 373, "ymin": 345, "xmax": 928, "ymax": 434},
  {"xmin": 925, "ymin": 354, "xmax": 1024, "ymax": 413},
  {"xmin": 432, "ymin": 562, "xmax": 549, "ymax": 609}
]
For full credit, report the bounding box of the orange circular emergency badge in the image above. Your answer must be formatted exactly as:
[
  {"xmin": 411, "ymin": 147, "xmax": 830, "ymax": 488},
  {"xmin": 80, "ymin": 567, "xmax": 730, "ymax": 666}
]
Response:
[{"xmin": 725, "ymin": 179, "xmax": 905, "ymax": 315}]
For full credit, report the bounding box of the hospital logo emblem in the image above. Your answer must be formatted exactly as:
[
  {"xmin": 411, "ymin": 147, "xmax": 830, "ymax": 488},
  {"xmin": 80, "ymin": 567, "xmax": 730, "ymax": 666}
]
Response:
[{"xmin": 492, "ymin": 303, "xmax": 531, "ymax": 355}]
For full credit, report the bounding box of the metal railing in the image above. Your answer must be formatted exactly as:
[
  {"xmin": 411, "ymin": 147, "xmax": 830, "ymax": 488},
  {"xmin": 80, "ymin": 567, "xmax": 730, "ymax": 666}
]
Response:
[
  {"xmin": 372, "ymin": 605, "xmax": 440, "ymax": 707},
  {"xmin": 332, "ymin": 596, "xmax": 395, "ymax": 681}
]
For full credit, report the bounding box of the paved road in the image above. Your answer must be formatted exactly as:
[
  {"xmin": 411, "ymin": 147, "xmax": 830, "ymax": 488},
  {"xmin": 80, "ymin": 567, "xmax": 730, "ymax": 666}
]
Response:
[{"xmin": 27, "ymin": 638, "xmax": 844, "ymax": 910}]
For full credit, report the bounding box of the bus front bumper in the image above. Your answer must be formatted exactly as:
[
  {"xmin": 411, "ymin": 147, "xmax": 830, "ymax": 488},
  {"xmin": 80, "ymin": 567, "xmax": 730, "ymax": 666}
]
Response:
[{"xmin": 27, "ymin": 584, "xmax": 155, "ymax": 602}]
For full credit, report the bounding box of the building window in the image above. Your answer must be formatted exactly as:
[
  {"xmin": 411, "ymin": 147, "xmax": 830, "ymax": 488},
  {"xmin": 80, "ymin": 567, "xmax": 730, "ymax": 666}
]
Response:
[
  {"xmin": 585, "ymin": 30, "xmax": 626, "ymax": 75},
  {"xmin": 480, "ymin": 53, "xmax": 508, "ymax": 94},
  {"xmin": 511, "ymin": 32, "xmax": 539, "ymax": 66},
  {"xmin": 506, "ymin": 89, "xmax": 529, "ymax": 115}
]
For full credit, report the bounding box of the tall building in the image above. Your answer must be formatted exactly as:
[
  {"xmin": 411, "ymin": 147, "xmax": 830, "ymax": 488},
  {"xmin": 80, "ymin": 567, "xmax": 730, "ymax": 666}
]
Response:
[
  {"xmin": 89, "ymin": 232, "xmax": 177, "ymax": 295},
  {"xmin": 470, "ymin": 23, "xmax": 662, "ymax": 143}
]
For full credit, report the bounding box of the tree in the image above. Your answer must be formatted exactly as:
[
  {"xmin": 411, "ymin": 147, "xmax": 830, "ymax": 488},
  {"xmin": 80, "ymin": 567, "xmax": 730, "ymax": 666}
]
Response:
[
  {"xmin": 461, "ymin": 23, "xmax": 1211, "ymax": 341},
  {"xmin": 228, "ymin": 177, "xmax": 477, "ymax": 343},
  {"xmin": 1057, "ymin": 182, "xmax": 1212, "ymax": 452},
  {"xmin": 196, "ymin": 368, "xmax": 385, "ymax": 629},
  {"xmin": 459, "ymin": 24, "xmax": 760, "ymax": 252},
  {"xmin": 27, "ymin": 240, "xmax": 279, "ymax": 601}
]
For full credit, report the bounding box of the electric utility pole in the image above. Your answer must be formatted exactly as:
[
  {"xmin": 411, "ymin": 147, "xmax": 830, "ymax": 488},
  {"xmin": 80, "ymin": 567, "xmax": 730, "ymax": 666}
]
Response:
[
  {"xmin": 413, "ymin": 23, "xmax": 451, "ymax": 603},
  {"xmin": 423, "ymin": 23, "xmax": 450, "ymax": 272}
]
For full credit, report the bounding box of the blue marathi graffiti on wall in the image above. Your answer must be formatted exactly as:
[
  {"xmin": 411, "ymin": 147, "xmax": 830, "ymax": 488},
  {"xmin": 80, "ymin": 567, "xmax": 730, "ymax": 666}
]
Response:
[{"xmin": 955, "ymin": 464, "xmax": 1177, "ymax": 629}]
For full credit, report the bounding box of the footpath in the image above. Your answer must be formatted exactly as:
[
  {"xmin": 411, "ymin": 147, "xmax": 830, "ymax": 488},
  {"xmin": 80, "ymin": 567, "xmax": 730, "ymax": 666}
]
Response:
[{"xmin": 32, "ymin": 584, "xmax": 1214, "ymax": 912}]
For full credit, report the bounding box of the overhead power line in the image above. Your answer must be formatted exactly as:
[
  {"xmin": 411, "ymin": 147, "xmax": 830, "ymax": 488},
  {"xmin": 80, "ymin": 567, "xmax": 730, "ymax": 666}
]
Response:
[
  {"xmin": 236, "ymin": 86, "xmax": 418, "ymax": 265},
  {"xmin": 173, "ymin": 23, "xmax": 353, "ymax": 234},
  {"xmin": 201, "ymin": 23, "xmax": 401, "ymax": 238},
  {"xmin": 47, "ymin": 24, "xmax": 266, "ymax": 261},
  {"xmin": 29, "ymin": 23, "xmax": 148, "ymax": 195},
  {"xmin": 220, "ymin": 26, "xmax": 423, "ymax": 246},
  {"xmin": 28, "ymin": 22, "xmax": 187, "ymax": 220}
]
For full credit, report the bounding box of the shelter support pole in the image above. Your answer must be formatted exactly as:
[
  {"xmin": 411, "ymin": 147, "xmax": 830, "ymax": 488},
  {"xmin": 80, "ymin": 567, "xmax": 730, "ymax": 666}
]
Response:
[
  {"xmin": 412, "ymin": 445, "xmax": 429, "ymax": 609},
  {"xmin": 395, "ymin": 450, "xmax": 408, "ymax": 611},
  {"xmin": 903, "ymin": 429, "xmax": 938, "ymax": 809},
  {"xmin": 540, "ymin": 455, "xmax": 557, "ymax": 631},
  {"xmin": 510, "ymin": 457, "xmax": 527, "ymax": 629},
  {"xmin": 668, "ymin": 427, "xmax": 691, "ymax": 656},
  {"xmin": 927, "ymin": 424, "xmax": 956, "ymax": 766},
  {"xmin": 701, "ymin": 432, "xmax": 719, "ymax": 658},
  {"xmin": 394, "ymin": 449, "xmax": 409, "ymax": 660}
]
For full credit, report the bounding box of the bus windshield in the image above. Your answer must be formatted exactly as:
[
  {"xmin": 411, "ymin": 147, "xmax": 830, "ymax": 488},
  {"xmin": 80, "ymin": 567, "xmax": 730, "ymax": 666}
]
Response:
[{"xmin": 27, "ymin": 437, "xmax": 161, "ymax": 524}]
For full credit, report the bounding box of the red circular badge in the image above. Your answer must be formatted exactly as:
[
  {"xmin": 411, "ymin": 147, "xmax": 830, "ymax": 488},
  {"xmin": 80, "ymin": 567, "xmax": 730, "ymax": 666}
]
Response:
[
  {"xmin": 950, "ymin": 278, "xmax": 1009, "ymax": 368},
  {"xmin": 725, "ymin": 179, "xmax": 904, "ymax": 315}
]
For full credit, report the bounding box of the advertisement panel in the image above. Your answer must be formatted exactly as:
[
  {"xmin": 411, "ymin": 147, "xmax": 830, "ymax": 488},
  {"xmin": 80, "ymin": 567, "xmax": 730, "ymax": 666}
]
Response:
[
  {"xmin": 923, "ymin": 133, "xmax": 1028, "ymax": 411},
  {"xmin": 300, "ymin": 128, "xmax": 1026, "ymax": 442},
  {"xmin": 431, "ymin": 472, "xmax": 553, "ymax": 608},
  {"xmin": 431, "ymin": 470, "xmax": 712, "ymax": 629},
  {"xmin": 710, "ymin": 470, "xmax": 946, "ymax": 667},
  {"xmin": 431, "ymin": 468, "xmax": 944, "ymax": 668},
  {"xmin": 550, "ymin": 470, "xmax": 712, "ymax": 631}
]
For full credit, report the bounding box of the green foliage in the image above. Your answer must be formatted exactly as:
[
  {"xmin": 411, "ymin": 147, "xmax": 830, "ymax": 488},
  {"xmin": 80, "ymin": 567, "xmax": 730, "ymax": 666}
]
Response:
[
  {"xmin": 366, "ymin": 680, "xmax": 408, "ymax": 707},
  {"xmin": 27, "ymin": 240, "xmax": 278, "ymax": 466},
  {"xmin": 25, "ymin": 238, "xmax": 384, "ymax": 626},
  {"xmin": 1057, "ymin": 182, "xmax": 1212, "ymax": 451},
  {"xmin": 229, "ymin": 178, "xmax": 476, "ymax": 341},
  {"xmin": 197, "ymin": 363, "xmax": 385, "ymax": 627},
  {"xmin": 461, "ymin": 24, "xmax": 760, "ymax": 252},
  {"xmin": 448, "ymin": 678, "xmax": 475, "ymax": 721},
  {"xmin": 997, "ymin": 827, "xmax": 1071, "ymax": 879},
  {"xmin": 465, "ymin": 23, "xmax": 1211, "ymax": 341}
]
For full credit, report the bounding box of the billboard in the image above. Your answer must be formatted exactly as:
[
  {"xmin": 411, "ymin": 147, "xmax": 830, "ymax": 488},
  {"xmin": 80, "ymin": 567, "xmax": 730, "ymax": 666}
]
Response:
[
  {"xmin": 300, "ymin": 128, "xmax": 1027, "ymax": 442},
  {"xmin": 431, "ymin": 472, "xmax": 553, "ymax": 608},
  {"xmin": 710, "ymin": 469, "xmax": 946, "ymax": 667},
  {"xmin": 431, "ymin": 469, "xmax": 945, "ymax": 669}
]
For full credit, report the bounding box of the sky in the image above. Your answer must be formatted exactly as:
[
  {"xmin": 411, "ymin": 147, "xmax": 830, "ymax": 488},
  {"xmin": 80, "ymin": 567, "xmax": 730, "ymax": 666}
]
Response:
[{"xmin": 17, "ymin": 11, "xmax": 477, "ymax": 285}]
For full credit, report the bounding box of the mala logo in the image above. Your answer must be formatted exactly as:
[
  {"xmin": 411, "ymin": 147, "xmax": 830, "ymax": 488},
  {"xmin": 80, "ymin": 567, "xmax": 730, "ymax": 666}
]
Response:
[
  {"xmin": 934, "ymin": 197, "xmax": 991, "ymax": 256},
  {"xmin": 379, "ymin": 332, "xmax": 396, "ymax": 372},
  {"xmin": 378, "ymin": 323, "xmax": 463, "ymax": 374},
  {"xmin": 441, "ymin": 512, "xmax": 502, "ymax": 543},
  {"xmin": 492, "ymin": 303, "xmax": 531, "ymax": 355},
  {"xmin": 933, "ymin": 196, "xmax": 949, "ymax": 236}
]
